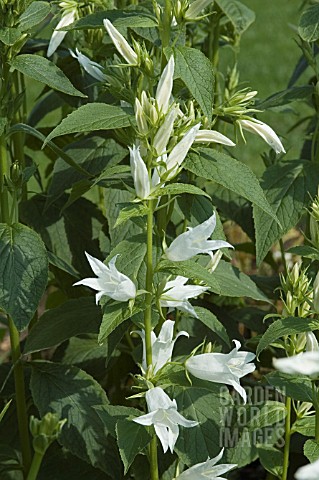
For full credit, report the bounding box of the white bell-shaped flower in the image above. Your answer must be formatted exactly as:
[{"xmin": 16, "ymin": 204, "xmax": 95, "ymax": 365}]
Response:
[
  {"xmin": 73, "ymin": 252, "xmax": 136, "ymax": 304},
  {"xmin": 70, "ymin": 48, "xmax": 106, "ymax": 82},
  {"xmin": 175, "ymin": 448, "xmax": 237, "ymax": 479},
  {"xmin": 160, "ymin": 276, "xmax": 209, "ymax": 318},
  {"xmin": 186, "ymin": 340, "xmax": 256, "ymax": 403},
  {"xmin": 239, "ymin": 118, "xmax": 285, "ymax": 154},
  {"xmin": 273, "ymin": 351, "xmax": 319, "ymax": 378},
  {"xmin": 133, "ymin": 387, "xmax": 198, "ymax": 453},
  {"xmin": 165, "ymin": 213, "xmax": 233, "ymax": 261}
]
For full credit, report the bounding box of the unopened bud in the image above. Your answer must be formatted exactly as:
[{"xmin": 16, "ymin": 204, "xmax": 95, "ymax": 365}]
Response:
[
  {"xmin": 135, "ymin": 97, "xmax": 148, "ymax": 135},
  {"xmin": 30, "ymin": 413, "xmax": 66, "ymax": 455}
]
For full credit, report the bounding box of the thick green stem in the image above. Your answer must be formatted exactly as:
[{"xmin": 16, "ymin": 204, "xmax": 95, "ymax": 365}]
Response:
[
  {"xmin": 26, "ymin": 451, "xmax": 43, "ymax": 480},
  {"xmin": 9, "ymin": 316, "xmax": 32, "ymax": 476},
  {"xmin": 149, "ymin": 436, "xmax": 159, "ymax": 480},
  {"xmin": 0, "ymin": 135, "xmax": 10, "ymax": 223},
  {"xmin": 161, "ymin": 0, "xmax": 171, "ymax": 50},
  {"xmin": 282, "ymin": 396, "xmax": 291, "ymax": 480}
]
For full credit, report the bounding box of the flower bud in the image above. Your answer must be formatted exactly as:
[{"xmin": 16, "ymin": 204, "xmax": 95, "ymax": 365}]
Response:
[
  {"xmin": 129, "ymin": 145, "xmax": 150, "ymax": 199},
  {"xmin": 135, "ymin": 98, "xmax": 148, "ymax": 135},
  {"xmin": 30, "ymin": 413, "xmax": 66, "ymax": 455},
  {"xmin": 156, "ymin": 56, "xmax": 175, "ymax": 114},
  {"xmin": 103, "ymin": 19, "xmax": 138, "ymax": 65}
]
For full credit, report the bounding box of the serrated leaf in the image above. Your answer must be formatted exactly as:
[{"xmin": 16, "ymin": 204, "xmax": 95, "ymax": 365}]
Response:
[
  {"xmin": 299, "ymin": 3, "xmax": 319, "ymax": 42},
  {"xmin": 116, "ymin": 419, "xmax": 152, "ymax": 474},
  {"xmin": 257, "ymin": 317, "xmax": 319, "ymax": 358},
  {"xmin": 105, "ymin": 235, "xmax": 147, "ymax": 285},
  {"xmin": 292, "ymin": 416, "xmax": 315, "ymax": 437},
  {"xmin": 257, "ymin": 86, "xmax": 314, "ymax": 110},
  {"xmin": 194, "ymin": 306, "xmax": 230, "ymax": 346},
  {"xmin": 24, "ymin": 297, "xmax": 101, "ymax": 354},
  {"xmin": 257, "ymin": 445, "xmax": 283, "ymax": 477},
  {"xmin": 254, "ymin": 160, "xmax": 319, "ymax": 264},
  {"xmin": 247, "ymin": 401, "xmax": 286, "ymax": 430},
  {"xmin": 185, "ymin": 148, "xmax": 278, "ymax": 224},
  {"xmin": 18, "ymin": 2, "xmax": 51, "ymax": 31},
  {"xmin": 288, "ymin": 245, "xmax": 319, "ymax": 261},
  {"xmin": 30, "ymin": 361, "xmax": 114, "ymax": 476},
  {"xmin": 165, "ymin": 46, "xmax": 214, "ymax": 120},
  {"xmin": 10, "ymin": 55, "xmax": 86, "ymax": 98},
  {"xmin": 114, "ymin": 203, "xmax": 149, "ymax": 228},
  {"xmin": 266, "ymin": 371, "xmax": 313, "ymax": 403},
  {"xmin": 67, "ymin": 10, "xmax": 157, "ymax": 30},
  {"xmin": 0, "ymin": 223, "xmax": 48, "ymax": 331},
  {"xmin": 45, "ymin": 104, "xmax": 133, "ymax": 144},
  {"xmin": 304, "ymin": 439, "xmax": 319, "ymax": 462},
  {"xmin": 152, "ymin": 183, "xmax": 209, "ymax": 198},
  {"xmin": 215, "ymin": 0, "xmax": 255, "ymax": 34},
  {"xmin": 95, "ymin": 404, "xmax": 144, "ymax": 437},
  {"xmin": 99, "ymin": 304, "xmax": 142, "ymax": 344},
  {"xmin": 213, "ymin": 260, "xmax": 269, "ymax": 302},
  {"xmin": 156, "ymin": 259, "xmax": 221, "ymax": 294}
]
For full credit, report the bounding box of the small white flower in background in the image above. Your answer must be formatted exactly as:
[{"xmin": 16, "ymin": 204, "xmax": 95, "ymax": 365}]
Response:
[
  {"xmin": 184, "ymin": 0, "xmax": 213, "ymax": 20},
  {"xmin": 295, "ymin": 457, "xmax": 319, "ymax": 480},
  {"xmin": 186, "ymin": 340, "xmax": 256, "ymax": 403},
  {"xmin": 73, "ymin": 252, "xmax": 136, "ymax": 304},
  {"xmin": 70, "ymin": 48, "xmax": 106, "ymax": 82},
  {"xmin": 195, "ymin": 129, "xmax": 236, "ymax": 147},
  {"xmin": 165, "ymin": 213, "xmax": 233, "ymax": 262},
  {"xmin": 129, "ymin": 145, "xmax": 150, "ymax": 199},
  {"xmin": 207, "ymin": 250, "xmax": 223, "ymax": 273},
  {"xmin": 103, "ymin": 19, "xmax": 138, "ymax": 65},
  {"xmin": 175, "ymin": 448, "xmax": 237, "ymax": 479},
  {"xmin": 156, "ymin": 56, "xmax": 175, "ymax": 114},
  {"xmin": 273, "ymin": 351, "xmax": 319, "ymax": 378},
  {"xmin": 238, "ymin": 118, "xmax": 285, "ymax": 154},
  {"xmin": 137, "ymin": 320, "xmax": 189, "ymax": 374},
  {"xmin": 133, "ymin": 387, "xmax": 198, "ymax": 453},
  {"xmin": 160, "ymin": 276, "xmax": 209, "ymax": 319},
  {"xmin": 164, "ymin": 123, "xmax": 201, "ymax": 180}
]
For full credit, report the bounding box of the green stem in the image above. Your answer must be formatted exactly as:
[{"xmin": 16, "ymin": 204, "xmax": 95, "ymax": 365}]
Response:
[
  {"xmin": 282, "ymin": 396, "xmax": 291, "ymax": 480},
  {"xmin": 9, "ymin": 316, "xmax": 32, "ymax": 476},
  {"xmin": 161, "ymin": 0, "xmax": 171, "ymax": 50},
  {"xmin": 279, "ymin": 239, "xmax": 287, "ymax": 276},
  {"xmin": 149, "ymin": 436, "xmax": 159, "ymax": 480},
  {"xmin": 26, "ymin": 451, "xmax": 44, "ymax": 480},
  {"xmin": 0, "ymin": 135, "xmax": 10, "ymax": 224}
]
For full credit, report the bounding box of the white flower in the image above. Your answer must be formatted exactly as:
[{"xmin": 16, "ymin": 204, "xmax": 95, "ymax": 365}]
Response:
[
  {"xmin": 103, "ymin": 19, "xmax": 138, "ymax": 65},
  {"xmin": 306, "ymin": 331, "xmax": 319, "ymax": 352},
  {"xmin": 239, "ymin": 118, "xmax": 285, "ymax": 154},
  {"xmin": 273, "ymin": 351, "xmax": 319, "ymax": 378},
  {"xmin": 195, "ymin": 130, "xmax": 235, "ymax": 147},
  {"xmin": 133, "ymin": 387, "xmax": 198, "ymax": 453},
  {"xmin": 295, "ymin": 458, "xmax": 319, "ymax": 480},
  {"xmin": 175, "ymin": 448, "xmax": 237, "ymax": 479},
  {"xmin": 160, "ymin": 276, "xmax": 209, "ymax": 318},
  {"xmin": 153, "ymin": 105, "xmax": 179, "ymax": 156},
  {"xmin": 165, "ymin": 213, "xmax": 233, "ymax": 261},
  {"xmin": 73, "ymin": 252, "xmax": 136, "ymax": 304},
  {"xmin": 186, "ymin": 340, "xmax": 256, "ymax": 403},
  {"xmin": 47, "ymin": 9, "xmax": 76, "ymax": 57},
  {"xmin": 129, "ymin": 145, "xmax": 150, "ymax": 199},
  {"xmin": 164, "ymin": 123, "xmax": 201, "ymax": 180},
  {"xmin": 137, "ymin": 320, "xmax": 189, "ymax": 374},
  {"xmin": 156, "ymin": 56, "xmax": 175, "ymax": 114},
  {"xmin": 185, "ymin": 0, "xmax": 213, "ymax": 20},
  {"xmin": 70, "ymin": 48, "xmax": 106, "ymax": 82}
]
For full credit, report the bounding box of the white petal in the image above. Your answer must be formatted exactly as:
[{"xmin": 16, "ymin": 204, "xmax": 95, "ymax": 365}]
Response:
[
  {"xmin": 156, "ymin": 56, "xmax": 175, "ymax": 114},
  {"xmin": 153, "ymin": 106, "xmax": 178, "ymax": 155},
  {"xmin": 132, "ymin": 411, "xmax": 157, "ymax": 426},
  {"xmin": 295, "ymin": 458, "xmax": 319, "ymax": 480},
  {"xmin": 239, "ymin": 119, "xmax": 285, "ymax": 154},
  {"xmin": 168, "ymin": 409, "xmax": 199, "ymax": 428},
  {"xmin": 47, "ymin": 10, "xmax": 76, "ymax": 57},
  {"xmin": 103, "ymin": 18, "xmax": 138, "ymax": 65},
  {"xmin": 154, "ymin": 424, "xmax": 171, "ymax": 453},
  {"xmin": 146, "ymin": 387, "xmax": 175, "ymax": 412},
  {"xmin": 129, "ymin": 145, "xmax": 150, "ymax": 199},
  {"xmin": 195, "ymin": 129, "xmax": 235, "ymax": 146},
  {"xmin": 71, "ymin": 48, "xmax": 106, "ymax": 81},
  {"xmin": 273, "ymin": 352, "xmax": 319, "ymax": 376},
  {"xmin": 85, "ymin": 251, "xmax": 109, "ymax": 277},
  {"xmin": 166, "ymin": 124, "xmax": 201, "ymax": 180}
]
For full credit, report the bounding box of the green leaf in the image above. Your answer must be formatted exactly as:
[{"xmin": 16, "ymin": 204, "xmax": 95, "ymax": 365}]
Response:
[
  {"xmin": 114, "ymin": 203, "xmax": 149, "ymax": 228},
  {"xmin": 288, "ymin": 245, "xmax": 319, "ymax": 261},
  {"xmin": 214, "ymin": 260, "xmax": 269, "ymax": 302},
  {"xmin": 116, "ymin": 419, "xmax": 152, "ymax": 474},
  {"xmin": 18, "ymin": 2, "xmax": 51, "ymax": 31},
  {"xmin": 304, "ymin": 439, "xmax": 319, "ymax": 462},
  {"xmin": 30, "ymin": 361, "xmax": 113, "ymax": 475},
  {"xmin": 257, "ymin": 86, "xmax": 314, "ymax": 110},
  {"xmin": 299, "ymin": 3, "xmax": 319, "ymax": 42},
  {"xmin": 185, "ymin": 148, "xmax": 278, "ymax": 224},
  {"xmin": 165, "ymin": 47, "xmax": 214, "ymax": 120},
  {"xmin": 99, "ymin": 304, "xmax": 141, "ymax": 345},
  {"xmin": 24, "ymin": 297, "xmax": 101, "ymax": 354},
  {"xmin": 292, "ymin": 416, "xmax": 315, "ymax": 437},
  {"xmin": 0, "ymin": 223, "xmax": 48, "ymax": 331},
  {"xmin": 0, "ymin": 400, "xmax": 12, "ymax": 423},
  {"xmin": 152, "ymin": 183, "xmax": 209, "ymax": 198},
  {"xmin": 47, "ymin": 136, "xmax": 127, "ymax": 206},
  {"xmin": 45, "ymin": 104, "xmax": 134, "ymax": 144},
  {"xmin": 254, "ymin": 160, "xmax": 319, "ymax": 264},
  {"xmin": 266, "ymin": 371, "xmax": 314, "ymax": 403},
  {"xmin": 215, "ymin": 0, "xmax": 255, "ymax": 34},
  {"xmin": 247, "ymin": 401, "xmax": 286, "ymax": 430},
  {"xmin": 194, "ymin": 306, "xmax": 230, "ymax": 346},
  {"xmin": 156, "ymin": 259, "xmax": 221, "ymax": 294},
  {"xmin": 8, "ymin": 123, "xmax": 91, "ymax": 176},
  {"xmin": 68, "ymin": 10, "xmax": 157, "ymax": 30},
  {"xmin": 257, "ymin": 445, "xmax": 283, "ymax": 477},
  {"xmin": 0, "ymin": 27, "xmax": 23, "ymax": 45},
  {"xmin": 257, "ymin": 317, "xmax": 319, "ymax": 358},
  {"xmin": 95, "ymin": 404, "xmax": 144, "ymax": 437},
  {"xmin": 10, "ymin": 55, "xmax": 86, "ymax": 98}
]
